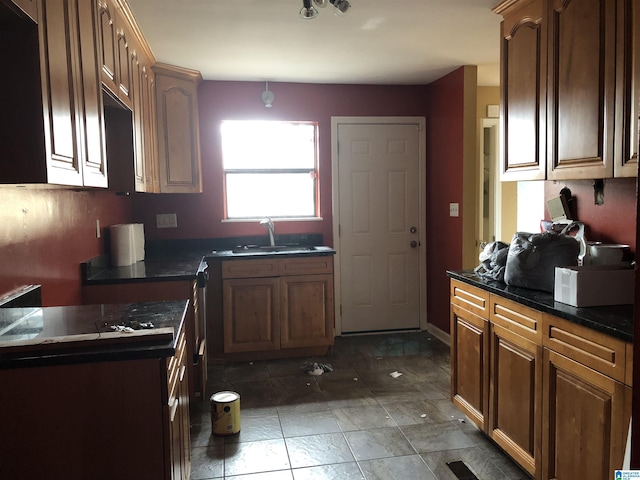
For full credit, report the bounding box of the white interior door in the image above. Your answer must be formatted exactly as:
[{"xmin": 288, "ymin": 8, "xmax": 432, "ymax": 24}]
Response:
[{"xmin": 332, "ymin": 118, "xmax": 426, "ymax": 334}]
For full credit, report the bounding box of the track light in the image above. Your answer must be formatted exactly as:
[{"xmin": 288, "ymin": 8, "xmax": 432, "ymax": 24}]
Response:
[
  {"xmin": 330, "ymin": 0, "xmax": 350, "ymax": 14},
  {"xmin": 299, "ymin": 0, "xmax": 318, "ymax": 19},
  {"xmin": 300, "ymin": 0, "xmax": 350, "ymax": 19}
]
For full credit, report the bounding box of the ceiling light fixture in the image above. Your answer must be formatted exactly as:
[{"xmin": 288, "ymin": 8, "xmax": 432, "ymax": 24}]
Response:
[
  {"xmin": 300, "ymin": 0, "xmax": 350, "ymax": 19},
  {"xmin": 261, "ymin": 82, "xmax": 274, "ymax": 108},
  {"xmin": 299, "ymin": 0, "xmax": 318, "ymax": 19}
]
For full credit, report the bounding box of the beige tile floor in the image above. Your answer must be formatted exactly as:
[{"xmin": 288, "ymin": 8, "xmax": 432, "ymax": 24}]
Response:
[{"xmin": 189, "ymin": 331, "xmax": 531, "ymax": 480}]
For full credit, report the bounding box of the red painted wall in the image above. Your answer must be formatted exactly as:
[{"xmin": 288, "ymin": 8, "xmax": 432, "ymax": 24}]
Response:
[
  {"xmin": 545, "ymin": 178, "xmax": 637, "ymax": 250},
  {"xmin": 133, "ymin": 81, "xmax": 431, "ymax": 244},
  {"xmin": 425, "ymin": 68, "xmax": 466, "ymax": 333},
  {"xmin": 0, "ymin": 188, "xmax": 133, "ymax": 306}
]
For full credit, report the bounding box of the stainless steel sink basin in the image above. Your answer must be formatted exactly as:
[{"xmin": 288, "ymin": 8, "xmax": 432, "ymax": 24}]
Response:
[{"xmin": 231, "ymin": 245, "xmax": 317, "ymax": 254}]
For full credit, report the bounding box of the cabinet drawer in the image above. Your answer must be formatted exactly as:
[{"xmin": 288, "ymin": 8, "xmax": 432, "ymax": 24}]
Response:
[
  {"xmin": 542, "ymin": 314, "xmax": 628, "ymax": 383},
  {"xmin": 279, "ymin": 256, "xmax": 333, "ymax": 276},
  {"xmin": 490, "ymin": 296, "xmax": 542, "ymax": 344},
  {"xmin": 167, "ymin": 328, "xmax": 186, "ymax": 403},
  {"xmin": 221, "ymin": 259, "xmax": 279, "ymax": 279},
  {"xmin": 450, "ymin": 279, "xmax": 490, "ymax": 318}
]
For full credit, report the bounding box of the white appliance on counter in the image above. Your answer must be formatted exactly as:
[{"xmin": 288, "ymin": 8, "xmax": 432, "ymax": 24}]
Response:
[{"xmin": 109, "ymin": 223, "xmax": 145, "ymax": 267}]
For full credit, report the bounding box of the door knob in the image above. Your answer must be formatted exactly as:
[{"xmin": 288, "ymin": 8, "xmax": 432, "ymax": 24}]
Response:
[
  {"xmin": 410, "ymin": 226, "xmax": 417, "ymax": 233},
  {"xmin": 410, "ymin": 241, "xmax": 419, "ymax": 248}
]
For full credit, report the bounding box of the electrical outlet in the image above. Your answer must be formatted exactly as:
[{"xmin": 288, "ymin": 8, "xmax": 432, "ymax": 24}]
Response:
[
  {"xmin": 156, "ymin": 213, "xmax": 178, "ymax": 228},
  {"xmin": 449, "ymin": 203, "xmax": 459, "ymax": 217}
]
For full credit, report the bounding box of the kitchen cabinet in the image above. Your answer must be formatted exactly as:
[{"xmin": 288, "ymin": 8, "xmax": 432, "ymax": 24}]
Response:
[
  {"xmin": 614, "ymin": 0, "xmax": 640, "ymax": 178},
  {"xmin": 0, "ymin": 0, "xmax": 108, "ymax": 187},
  {"xmin": 449, "ymin": 277, "xmax": 632, "ymax": 479},
  {"xmin": 541, "ymin": 313, "xmax": 631, "ymax": 480},
  {"xmin": 219, "ymin": 255, "xmax": 334, "ymax": 359},
  {"xmin": 83, "ymin": 279, "xmax": 206, "ymax": 402},
  {"xmin": 494, "ymin": 0, "xmax": 547, "ymax": 181},
  {"xmin": 488, "ymin": 295, "xmax": 542, "ymax": 477},
  {"xmin": 450, "ymin": 280, "xmax": 490, "ymax": 431},
  {"xmin": 0, "ymin": 301, "xmax": 190, "ymax": 480},
  {"xmin": 153, "ymin": 63, "xmax": 203, "ymax": 193},
  {"xmin": 98, "ymin": 0, "xmax": 132, "ymax": 110},
  {"xmin": 494, "ymin": 0, "xmax": 637, "ymax": 181}
]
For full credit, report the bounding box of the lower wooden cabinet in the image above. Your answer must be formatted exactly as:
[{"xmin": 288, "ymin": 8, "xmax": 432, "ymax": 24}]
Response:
[
  {"xmin": 449, "ymin": 278, "xmax": 631, "ymax": 480},
  {"xmin": 489, "ymin": 322, "xmax": 542, "ymax": 477},
  {"xmin": 0, "ymin": 320, "xmax": 190, "ymax": 480},
  {"xmin": 220, "ymin": 255, "xmax": 335, "ymax": 358},
  {"xmin": 542, "ymin": 348, "xmax": 630, "ymax": 480}
]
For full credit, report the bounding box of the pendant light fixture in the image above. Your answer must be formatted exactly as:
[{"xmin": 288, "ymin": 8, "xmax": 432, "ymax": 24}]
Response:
[
  {"xmin": 299, "ymin": 0, "xmax": 350, "ymax": 19},
  {"xmin": 261, "ymin": 82, "xmax": 274, "ymax": 108}
]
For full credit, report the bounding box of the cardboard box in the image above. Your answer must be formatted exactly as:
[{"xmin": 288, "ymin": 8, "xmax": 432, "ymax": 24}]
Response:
[{"xmin": 554, "ymin": 265, "xmax": 635, "ymax": 307}]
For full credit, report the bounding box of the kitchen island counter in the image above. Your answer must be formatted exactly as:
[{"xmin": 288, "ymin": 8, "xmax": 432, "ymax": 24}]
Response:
[
  {"xmin": 0, "ymin": 300, "xmax": 188, "ymax": 368},
  {"xmin": 447, "ymin": 269, "xmax": 633, "ymax": 342}
]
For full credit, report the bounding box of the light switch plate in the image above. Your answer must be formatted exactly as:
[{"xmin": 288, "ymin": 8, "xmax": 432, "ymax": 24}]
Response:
[{"xmin": 449, "ymin": 203, "xmax": 459, "ymax": 217}]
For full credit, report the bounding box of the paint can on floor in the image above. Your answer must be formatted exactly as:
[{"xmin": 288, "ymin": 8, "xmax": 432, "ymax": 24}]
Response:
[{"xmin": 210, "ymin": 391, "xmax": 241, "ymax": 435}]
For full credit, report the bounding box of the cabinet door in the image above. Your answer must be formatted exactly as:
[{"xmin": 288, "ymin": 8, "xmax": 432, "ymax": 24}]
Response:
[
  {"xmin": 542, "ymin": 349, "xmax": 631, "ymax": 480},
  {"xmin": 97, "ymin": 0, "xmax": 117, "ymax": 96},
  {"xmin": 496, "ymin": 0, "xmax": 547, "ymax": 181},
  {"xmin": 130, "ymin": 45, "xmax": 146, "ymax": 192},
  {"xmin": 39, "ymin": 0, "xmax": 84, "ymax": 186},
  {"xmin": 450, "ymin": 303, "xmax": 489, "ymax": 431},
  {"xmin": 115, "ymin": 14, "xmax": 133, "ymax": 109},
  {"xmin": 154, "ymin": 63, "xmax": 203, "ymax": 193},
  {"xmin": 547, "ymin": 0, "xmax": 616, "ymax": 180},
  {"xmin": 223, "ymin": 278, "xmax": 280, "ymax": 353},
  {"xmin": 143, "ymin": 65, "xmax": 159, "ymax": 192},
  {"xmin": 614, "ymin": 0, "xmax": 639, "ymax": 177},
  {"xmin": 489, "ymin": 323, "xmax": 542, "ymax": 477},
  {"xmin": 280, "ymin": 274, "xmax": 334, "ymax": 349},
  {"xmin": 76, "ymin": 0, "xmax": 107, "ymax": 188}
]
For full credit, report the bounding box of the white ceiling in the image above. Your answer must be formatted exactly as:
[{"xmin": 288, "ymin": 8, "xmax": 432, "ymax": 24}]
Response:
[{"xmin": 126, "ymin": 0, "xmax": 503, "ymax": 86}]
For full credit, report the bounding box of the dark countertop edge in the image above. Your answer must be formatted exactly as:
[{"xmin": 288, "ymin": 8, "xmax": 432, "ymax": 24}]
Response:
[
  {"xmin": 447, "ymin": 270, "xmax": 633, "ymax": 343},
  {"xmin": 0, "ymin": 301, "xmax": 188, "ymax": 369},
  {"xmin": 206, "ymin": 247, "xmax": 336, "ymax": 259},
  {"xmin": 83, "ymin": 274, "xmax": 197, "ymax": 286}
]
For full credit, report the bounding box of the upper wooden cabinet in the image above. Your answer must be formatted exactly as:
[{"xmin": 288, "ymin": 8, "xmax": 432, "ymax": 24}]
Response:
[
  {"xmin": 495, "ymin": 0, "xmax": 639, "ymax": 181},
  {"xmin": 0, "ymin": 0, "xmax": 107, "ymax": 187},
  {"xmin": 495, "ymin": 0, "xmax": 547, "ymax": 181},
  {"xmin": 98, "ymin": 0, "xmax": 132, "ymax": 110},
  {"xmin": 153, "ymin": 63, "xmax": 203, "ymax": 194},
  {"xmin": 614, "ymin": 0, "xmax": 640, "ymax": 178}
]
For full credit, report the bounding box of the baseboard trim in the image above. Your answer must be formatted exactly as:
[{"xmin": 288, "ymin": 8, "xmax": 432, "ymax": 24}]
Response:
[{"xmin": 427, "ymin": 323, "xmax": 450, "ymax": 346}]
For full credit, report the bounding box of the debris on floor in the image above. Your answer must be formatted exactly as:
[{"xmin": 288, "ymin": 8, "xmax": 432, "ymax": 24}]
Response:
[
  {"xmin": 389, "ymin": 370, "xmax": 403, "ymax": 378},
  {"xmin": 299, "ymin": 362, "xmax": 333, "ymax": 376}
]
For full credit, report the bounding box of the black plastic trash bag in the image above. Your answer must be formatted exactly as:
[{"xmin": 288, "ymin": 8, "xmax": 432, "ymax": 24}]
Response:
[{"xmin": 504, "ymin": 231, "xmax": 580, "ymax": 292}]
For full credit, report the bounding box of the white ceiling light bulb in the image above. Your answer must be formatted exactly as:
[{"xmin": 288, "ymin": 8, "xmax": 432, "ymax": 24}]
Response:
[{"xmin": 261, "ymin": 82, "xmax": 274, "ymax": 108}]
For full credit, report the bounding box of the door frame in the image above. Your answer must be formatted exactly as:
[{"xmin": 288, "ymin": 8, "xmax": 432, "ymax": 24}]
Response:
[
  {"xmin": 478, "ymin": 118, "xmax": 502, "ymax": 246},
  {"xmin": 331, "ymin": 116, "xmax": 427, "ymax": 336}
]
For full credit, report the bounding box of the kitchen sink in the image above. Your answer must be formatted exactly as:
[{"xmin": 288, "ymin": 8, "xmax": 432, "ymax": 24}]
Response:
[{"xmin": 231, "ymin": 245, "xmax": 317, "ymax": 254}]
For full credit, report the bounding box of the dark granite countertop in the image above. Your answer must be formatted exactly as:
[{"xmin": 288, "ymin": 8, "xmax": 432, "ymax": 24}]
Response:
[
  {"xmin": 0, "ymin": 300, "xmax": 188, "ymax": 368},
  {"xmin": 447, "ymin": 270, "xmax": 633, "ymax": 343},
  {"xmin": 82, "ymin": 235, "xmax": 329, "ymax": 285}
]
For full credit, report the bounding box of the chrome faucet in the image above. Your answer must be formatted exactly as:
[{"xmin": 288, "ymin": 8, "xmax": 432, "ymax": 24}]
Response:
[{"xmin": 260, "ymin": 217, "xmax": 276, "ymax": 246}]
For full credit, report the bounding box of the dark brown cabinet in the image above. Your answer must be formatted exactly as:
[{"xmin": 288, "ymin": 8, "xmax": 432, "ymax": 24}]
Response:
[
  {"xmin": 450, "ymin": 278, "xmax": 632, "ymax": 479},
  {"xmin": 495, "ymin": 0, "xmax": 547, "ymax": 181},
  {"xmin": 0, "ymin": 0, "xmax": 107, "ymax": 187},
  {"xmin": 494, "ymin": 0, "xmax": 639, "ymax": 180}
]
